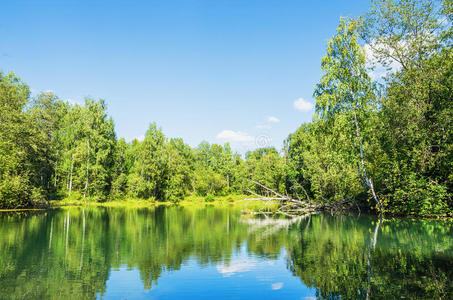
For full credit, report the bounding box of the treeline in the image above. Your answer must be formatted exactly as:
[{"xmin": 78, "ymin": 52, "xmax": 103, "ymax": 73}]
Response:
[
  {"xmin": 0, "ymin": 0, "xmax": 452, "ymax": 216},
  {"xmin": 0, "ymin": 80, "xmax": 286, "ymax": 207}
]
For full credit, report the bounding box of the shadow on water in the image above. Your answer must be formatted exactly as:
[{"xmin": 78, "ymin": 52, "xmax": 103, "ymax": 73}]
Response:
[{"xmin": 0, "ymin": 207, "xmax": 452, "ymax": 299}]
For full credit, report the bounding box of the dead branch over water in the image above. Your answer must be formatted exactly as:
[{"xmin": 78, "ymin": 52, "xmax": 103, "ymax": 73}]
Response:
[{"xmin": 237, "ymin": 181, "xmax": 354, "ymax": 217}]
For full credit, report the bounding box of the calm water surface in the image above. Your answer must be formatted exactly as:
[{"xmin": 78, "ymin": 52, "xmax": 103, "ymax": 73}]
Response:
[{"xmin": 0, "ymin": 206, "xmax": 452, "ymax": 299}]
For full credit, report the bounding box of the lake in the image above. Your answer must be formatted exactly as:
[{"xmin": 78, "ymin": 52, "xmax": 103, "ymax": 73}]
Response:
[{"xmin": 0, "ymin": 206, "xmax": 452, "ymax": 299}]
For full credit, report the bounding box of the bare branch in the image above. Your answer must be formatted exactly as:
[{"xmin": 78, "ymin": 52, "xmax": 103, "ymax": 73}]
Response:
[{"xmin": 238, "ymin": 181, "xmax": 355, "ymax": 218}]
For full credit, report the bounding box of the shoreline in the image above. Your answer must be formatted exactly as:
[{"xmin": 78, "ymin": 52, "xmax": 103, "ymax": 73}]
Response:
[
  {"xmin": 0, "ymin": 195, "xmax": 278, "ymax": 213},
  {"xmin": 48, "ymin": 195, "xmax": 281, "ymax": 213},
  {"xmin": 1, "ymin": 196, "xmax": 451, "ymax": 219}
]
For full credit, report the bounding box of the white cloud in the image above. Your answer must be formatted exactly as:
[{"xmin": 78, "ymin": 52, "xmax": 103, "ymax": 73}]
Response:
[
  {"xmin": 293, "ymin": 98, "xmax": 313, "ymax": 111},
  {"xmin": 216, "ymin": 130, "xmax": 254, "ymax": 143},
  {"xmin": 216, "ymin": 261, "xmax": 256, "ymax": 277},
  {"xmin": 271, "ymin": 282, "xmax": 284, "ymax": 290},
  {"xmin": 267, "ymin": 116, "xmax": 280, "ymax": 123}
]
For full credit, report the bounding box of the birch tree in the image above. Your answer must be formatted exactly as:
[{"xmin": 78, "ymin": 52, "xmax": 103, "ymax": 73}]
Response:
[{"xmin": 314, "ymin": 18, "xmax": 382, "ymax": 212}]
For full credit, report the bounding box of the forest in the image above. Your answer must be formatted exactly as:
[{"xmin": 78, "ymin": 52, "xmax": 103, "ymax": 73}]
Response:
[{"xmin": 0, "ymin": 0, "xmax": 452, "ymax": 217}]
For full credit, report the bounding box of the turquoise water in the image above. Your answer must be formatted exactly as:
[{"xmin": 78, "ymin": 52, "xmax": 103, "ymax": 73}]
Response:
[{"xmin": 0, "ymin": 207, "xmax": 452, "ymax": 299}]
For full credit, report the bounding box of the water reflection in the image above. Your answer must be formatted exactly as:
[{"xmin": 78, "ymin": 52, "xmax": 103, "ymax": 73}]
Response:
[{"xmin": 0, "ymin": 207, "xmax": 452, "ymax": 299}]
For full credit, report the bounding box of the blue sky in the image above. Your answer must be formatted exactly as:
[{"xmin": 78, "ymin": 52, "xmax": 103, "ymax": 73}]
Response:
[{"xmin": 0, "ymin": 0, "xmax": 369, "ymax": 154}]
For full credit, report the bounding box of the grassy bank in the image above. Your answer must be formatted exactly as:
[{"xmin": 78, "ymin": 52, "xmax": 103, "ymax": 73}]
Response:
[{"xmin": 48, "ymin": 194, "xmax": 279, "ymax": 212}]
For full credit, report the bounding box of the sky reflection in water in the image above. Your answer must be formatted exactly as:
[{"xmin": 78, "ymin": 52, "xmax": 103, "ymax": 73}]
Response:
[{"xmin": 0, "ymin": 207, "xmax": 452, "ymax": 299}]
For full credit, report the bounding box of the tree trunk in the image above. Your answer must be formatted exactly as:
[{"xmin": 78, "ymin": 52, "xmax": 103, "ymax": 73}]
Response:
[
  {"xmin": 54, "ymin": 161, "xmax": 58, "ymax": 188},
  {"xmin": 353, "ymin": 110, "xmax": 382, "ymax": 212},
  {"xmin": 69, "ymin": 155, "xmax": 74, "ymax": 196},
  {"xmin": 84, "ymin": 140, "xmax": 90, "ymax": 199}
]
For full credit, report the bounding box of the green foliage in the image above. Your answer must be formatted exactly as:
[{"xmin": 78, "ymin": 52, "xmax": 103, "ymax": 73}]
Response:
[
  {"xmin": 64, "ymin": 190, "xmax": 83, "ymax": 202},
  {"xmin": 285, "ymin": 0, "xmax": 452, "ymax": 216},
  {"xmin": 362, "ymin": 0, "xmax": 451, "ymax": 72},
  {"xmin": 204, "ymin": 193, "xmax": 215, "ymax": 202},
  {"xmin": 0, "ymin": 0, "xmax": 451, "ymax": 217},
  {"xmin": 193, "ymin": 167, "xmax": 227, "ymax": 196},
  {"xmin": 381, "ymin": 173, "xmax": 450, "ymax": 216},
  {"xmin": 164, "ymin": 138, "xmax": 193, "ymax": 202},
  {"xmin": 286, "ymin": 118, "xmax": 362, "ymax": 203},
  {"xmin": 0, "ymin": 72, "xmax": 52, "ymax": 208},
  {"xmin": 245, "ymin": 147, "xmax": 286, "ymax": 195},
  {"xmin": 315, "ymin": 17, "xmax": 376, "ymax": 120},
  {"xmin": 0, "ymin": 175, "xmax": 31, "ymax": 208},
  {"xmin": 128, "ymin": 123, "xmax": 167, "ymax": 200},
  {"xmin": 373, "ymin": 46, "xmax": 453, "ymax": 215}
]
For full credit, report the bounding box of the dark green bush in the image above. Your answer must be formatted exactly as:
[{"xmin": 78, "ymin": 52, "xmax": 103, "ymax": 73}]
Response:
[
  {"xmin": 0, "ymin": 175, "xmax": 31, "ymax": 208},
  {"xmin": 204, "ymin": 194, "xmax": 215, "ymax": 202},
  {"xmin": 382, "ymin": 173, "xmax": 451, "ymax": 217}
]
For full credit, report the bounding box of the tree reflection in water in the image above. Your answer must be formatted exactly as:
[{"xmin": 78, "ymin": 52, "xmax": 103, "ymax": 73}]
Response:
[{"xmin": 0, "ymin": 207, "xmax": 452, "ymax": 299}]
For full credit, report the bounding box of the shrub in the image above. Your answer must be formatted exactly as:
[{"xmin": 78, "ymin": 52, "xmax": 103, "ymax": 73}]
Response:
[
  {"xmin": 0, "ymin": 175, "xmax": 31, "ymax": 208},
  {"xmin": 204, "ymin": 194, "xmax": 215, "ymax": 202},
  {"xmin": 382, "ymin": 173, "xmax": 451, "ymax": 217}
]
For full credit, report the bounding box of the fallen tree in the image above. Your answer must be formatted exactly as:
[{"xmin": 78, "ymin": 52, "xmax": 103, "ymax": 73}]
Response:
[{"xmin": 237, "ymin": 181, "xmax": 355, "ymax": 217}]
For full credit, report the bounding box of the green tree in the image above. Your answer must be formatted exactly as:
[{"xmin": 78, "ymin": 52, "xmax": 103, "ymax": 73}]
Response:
[
  {"xmin": 110, "ymin": 138, "xmax": 132, "ymax": 199},
  {"xmin": 362, "ymin": 0, "xmax": 451, "ymax": 74},
  {"xmin": 245, "ymin": 148, "xmax": 286, "ymax": 195},
  {"xmin": 361, "ymin": 0, "xmax": 453, "ymax": 215},
  {"xmin": 285, "ymin": 119, "xmax": 362, "ymax": 203},
  {"xmin": 0, "ymin": 73, "xmax": 47, "ymax": 207},
  {"xmin": 53, "ymin": 99, "xmax": 116, "ymax": 201},
  {"xmin": 28, "ymin": 92, "xmax": 69, "ymax": 197},
  {"xmin": 164, "ymin": 138, "xmax": 194, "ymax": 202},
  {"xmin": 192, "ymin": 142, "xmax": 239, "ymax": 196},
  {"xmin": 314, "ymin": 17, "xmax": 382, "ymax": 211},
  {"xmin": 375, "ymin": 48, "xmax": 452, "ymax": 215},
  {"xmin": 128, "ymin": 123, "xmax": 167, "ymax": 200}
]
